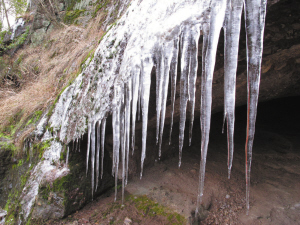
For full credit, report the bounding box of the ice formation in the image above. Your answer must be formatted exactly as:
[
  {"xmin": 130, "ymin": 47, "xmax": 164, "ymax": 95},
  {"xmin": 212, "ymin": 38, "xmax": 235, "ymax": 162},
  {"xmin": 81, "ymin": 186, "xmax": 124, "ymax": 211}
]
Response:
[
  {"xmin": 49, "ymin": 0, "xmax": 267, "ymax": 214},
  {"xmin": 10, "ymin": 18, "xmax": 25, "ymax": 40},
  {"xmin": 18, "ymin": 140, "xmax": 69, "ymax": 223}
]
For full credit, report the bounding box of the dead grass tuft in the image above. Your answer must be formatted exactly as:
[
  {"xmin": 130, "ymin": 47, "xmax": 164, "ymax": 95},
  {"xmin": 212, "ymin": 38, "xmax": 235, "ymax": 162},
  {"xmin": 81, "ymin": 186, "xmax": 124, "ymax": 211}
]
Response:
[{"xmin": 0, "ymin": 10, "xmax": 108, "ymax": 147}]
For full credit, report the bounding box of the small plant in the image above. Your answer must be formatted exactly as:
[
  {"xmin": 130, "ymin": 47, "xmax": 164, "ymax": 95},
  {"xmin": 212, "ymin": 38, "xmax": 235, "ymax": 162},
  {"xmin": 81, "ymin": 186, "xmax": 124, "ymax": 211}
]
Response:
[{"xmin": 63, "ymin": 9, "xmax": 86, "ymax": 24}]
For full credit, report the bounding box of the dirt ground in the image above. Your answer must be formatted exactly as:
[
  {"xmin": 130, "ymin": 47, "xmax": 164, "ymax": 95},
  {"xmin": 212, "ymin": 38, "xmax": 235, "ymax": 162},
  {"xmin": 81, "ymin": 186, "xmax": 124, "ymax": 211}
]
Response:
[{"xmin": 51, "ymin": 98, "xmax": 300, "ymax": 225}]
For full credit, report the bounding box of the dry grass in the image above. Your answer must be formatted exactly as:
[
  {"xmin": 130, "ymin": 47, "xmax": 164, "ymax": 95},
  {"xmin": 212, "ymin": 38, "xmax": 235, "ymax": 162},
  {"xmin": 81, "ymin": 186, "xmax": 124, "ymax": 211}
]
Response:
[{"xmin": 0, "ymin": 11, "xmax": 106, "ymax": 137}]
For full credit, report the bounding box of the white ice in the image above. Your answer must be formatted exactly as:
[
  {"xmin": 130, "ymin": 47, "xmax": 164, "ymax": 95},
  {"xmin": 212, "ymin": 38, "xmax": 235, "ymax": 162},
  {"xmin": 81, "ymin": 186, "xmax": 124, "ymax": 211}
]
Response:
[{"xmin": 48, "ymin": 0, "xmax": 267, "ymax": 214}]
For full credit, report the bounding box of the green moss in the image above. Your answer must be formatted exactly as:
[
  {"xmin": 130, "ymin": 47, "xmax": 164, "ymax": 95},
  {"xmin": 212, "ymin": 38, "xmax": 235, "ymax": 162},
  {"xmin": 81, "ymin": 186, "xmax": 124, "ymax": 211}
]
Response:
[
  {"xmin": 12, "ymin": 159, "xmax": 24, "ymax": 169},
  {"xmin": 98, "ymin": 24, "xmax": 113, "ymax": 43},
  {"xmin": 0, "ymin": 141, "xmax": 16, "ymax": 151},
  {"xmin": 4, "ymin": 162, "xmax": 34, "ymax": 222},
  {"xmin": 80, "ymin": 49, "xmax": 96, "ymax": 72},
  {"xmin": 32, "ymin": 139, "xmax": 52, "ymax": 159},
  {"xmin": 47, "ymin": 85, "xmax": 68, "ymax": 118},
  {"xmin": 26, "ymin": 110, "xmax": 43, "ymax": 126},
  {"xmin": 65, "ymin": 0, "xmax": 82, "ymax": 11},
  {"xmin": 128, "ymin": 195, "xmax": 186, "ymax": 224},
  {"xmin": 14, "ymin": 54, "xmax": 24, "ymax": 66},
  {"xmin": 92, "ymin": 0, "xmax": 111, "ymax": 18},
  {"xmin": 0, "ymin": 109, "xmax": 25, "ymax": 139},
  {"xmin": 0, "ymin": 132, "xmax": 11, "ymax": 139},
  {"xmin": 63, "ymin": 9, "xmax": 86, "ymax": 24},
  {"xmin": 2, "ymin": 26, "xmax": 30, "ymax": 51}
]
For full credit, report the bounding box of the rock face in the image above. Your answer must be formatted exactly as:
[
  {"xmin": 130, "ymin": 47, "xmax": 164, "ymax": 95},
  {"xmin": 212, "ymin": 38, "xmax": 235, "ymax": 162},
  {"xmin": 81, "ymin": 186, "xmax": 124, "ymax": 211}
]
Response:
[
  {"xmin": 29, "ymin": 143, "xmax": 114, "ymax": 222},
  {"xmin": 27, "ymin": 144, "xmax": 113, "ymax": 221},
  {"xmin": 0, "ymin": 141, "xmax": 12, "ymax": 205}
]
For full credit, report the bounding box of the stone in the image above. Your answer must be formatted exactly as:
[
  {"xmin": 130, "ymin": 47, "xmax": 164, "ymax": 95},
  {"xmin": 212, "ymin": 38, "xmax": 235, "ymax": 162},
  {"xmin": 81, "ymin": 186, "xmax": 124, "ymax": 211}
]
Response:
[
  {"xmin": 32, "ymin": 13, "xmax": 45, "ymax": 30},
  {"xmin": 0, "ymin": 208, "xmax": 7, "ymax": 224},
  {"xmin": 42, "ymin": 20, "xmax": 51, "ymax": 29},
  {"xmin": 124, "ymin": 217, "xmax": 132, "ymax": 225},
  {"xmin": 58, "ymin": 3, "xmax": 65, "ymax": 11},
  {"xmin": 31, "ymin": 28, "xmax": 46, "ymax": 46}
]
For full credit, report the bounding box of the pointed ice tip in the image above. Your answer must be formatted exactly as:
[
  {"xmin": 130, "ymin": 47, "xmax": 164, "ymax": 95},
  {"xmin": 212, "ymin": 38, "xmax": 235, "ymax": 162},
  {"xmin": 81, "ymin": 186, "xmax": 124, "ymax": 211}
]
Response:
[
  {"xmin": 178, "ymin": 160, "xmax": 181, "ymax": 168},
  {"xmin": 140, "ymin": 172, "xmax": 143, "ymax": 179},
  {"xmin": 195, "ymin": 207, "xmax": 199, "ymax": 217},
  {"xmin": 228, "ymin": 169, "xmax": 231, "ymax": 179}
]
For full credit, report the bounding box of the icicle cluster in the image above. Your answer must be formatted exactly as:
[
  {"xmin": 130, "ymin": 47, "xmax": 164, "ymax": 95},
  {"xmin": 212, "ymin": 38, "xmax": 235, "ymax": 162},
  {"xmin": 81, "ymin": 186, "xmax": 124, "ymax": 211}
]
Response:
[{"xmin": 49, "ymin": 0, "xmax": 267, "ymax": 213}]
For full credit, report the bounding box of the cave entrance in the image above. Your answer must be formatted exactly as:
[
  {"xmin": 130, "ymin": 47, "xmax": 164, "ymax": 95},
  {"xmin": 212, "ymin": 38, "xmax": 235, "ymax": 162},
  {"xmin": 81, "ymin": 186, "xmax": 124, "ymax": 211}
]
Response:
[{"xmin": 122, "ymin": 95, "xmax": 300, "ymax": 224}]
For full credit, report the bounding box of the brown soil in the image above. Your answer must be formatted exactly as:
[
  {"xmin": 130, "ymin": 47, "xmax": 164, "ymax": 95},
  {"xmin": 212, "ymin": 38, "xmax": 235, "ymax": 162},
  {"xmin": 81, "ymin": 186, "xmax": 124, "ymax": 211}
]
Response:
[{"xmin": 50, "ymin": 98, "xmax": 300, "ymax": 225}]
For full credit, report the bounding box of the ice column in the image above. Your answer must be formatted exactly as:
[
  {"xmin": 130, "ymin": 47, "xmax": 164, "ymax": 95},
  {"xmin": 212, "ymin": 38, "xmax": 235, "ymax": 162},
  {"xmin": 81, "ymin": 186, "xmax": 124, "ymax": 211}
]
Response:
[
  {"xmin": 244, "ymin": 0, "xmax": 267, "ymax": 214},
  {"xmin": 197, "ymin": 0, "xmax": 227, "ymax": 212},
  {"xmin": 140, "ymin": 57, "xmax": 153, "ymax": 178},
  {"xmin": 223, "ymin": 0, "xmax": 243, "ymax": 179}
]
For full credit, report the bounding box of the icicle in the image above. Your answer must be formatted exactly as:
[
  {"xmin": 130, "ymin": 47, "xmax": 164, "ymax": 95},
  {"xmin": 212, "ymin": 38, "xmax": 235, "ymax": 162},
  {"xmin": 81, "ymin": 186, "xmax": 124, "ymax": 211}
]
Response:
[
  {"xmin": 197, "ymin": 0, "xmax": 227, "ymax": 213},
  {"xmin": 178, "ymin": 25, "xmax": 201, "ymax": 167},
  {"xmin": 101, "ymin": 118, "xmax": 106, "ymax": 179},
  {"xmin": 131, "ymin": 67, "xmax": 141, "ymax": 154},
  {"xmin": 137, "ymin": 82, "xmax": 141, "ymax": 122},
  {"xmin": 223, "ymin": 0, "xmax": 243, "ymax": 179},
  {"xmin": 75, "ymin": 138, "xmax": 78, "ymax": 152},
  {"xmin": 188, "ymin": 26, "xmax": 201, "ymax": 146},
  {"xmin": 66, "ymin": 146, "xmax": 69, "ymax": 167},
  {"xmin": 96, "ymin": 121, "xmax": 101, "ymax": 191},
  {"xmin": 168, "ymin": 36, "xmax": 180, "ymax": 145},
  {"xmin": 125, "ymin": 80, "xmax": 132, "ymax": 185},
  {"xmin": 120, "ymin": 93, "xmax": 126, "ymax": 204},
  {"xmin": 155, "ymin": 47, "xmax": 164, "ymax": 145},
  {"xmin": 178, "ymin": 27, "xmax": 189, "ymax": 168},
  {"xmin": 78, "ymin": 138, "xmax": 80, "ymax": 152},
  {"xmin": 91, "ymin": 120, "xmax": 96, "ymax": 199},
  {"xmin": 140, "ymin": 57, "xmax": 153, "ymax": 179},
  {"xmin": 112, "ymin": 86, "xmax": 121, "ymax": 201},
  {"xmin": 158, "ymin": 42, "xmax": 173, "ymax": 158},
  {"xmin": 86, "ymin": 122, "xmax": 91, "ymax": 175},
  {"xmin": 244, "ymin": 0, "xmax": 267, "ymax": 214}
]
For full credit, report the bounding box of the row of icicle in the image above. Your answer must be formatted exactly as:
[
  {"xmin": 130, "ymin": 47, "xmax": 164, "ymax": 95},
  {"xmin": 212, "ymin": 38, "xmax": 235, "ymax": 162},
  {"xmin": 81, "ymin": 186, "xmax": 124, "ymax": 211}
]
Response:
[{"xmin": 81, "ymin": 0, "xmax": 267, "ymax": 215}]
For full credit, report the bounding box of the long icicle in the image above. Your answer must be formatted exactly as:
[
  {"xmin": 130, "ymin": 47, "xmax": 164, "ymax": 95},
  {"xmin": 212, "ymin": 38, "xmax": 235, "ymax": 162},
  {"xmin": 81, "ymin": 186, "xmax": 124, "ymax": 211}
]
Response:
[
  {"xmin": 197, "ymin": 0, "xmax": 227, "ymax": 214},
  {"xmin": 120, "ymin": 92, "xmax": 125, "ymax": 204},
  {"xmin": 112, "ymin": 86, "xmax": 121, "ymax": 201},
  {"xmin": 178, "ymin": 26, "xmax": 191, "ymax": 168},
  {"xmin": 140, "ymin": 57, "xmax": 153, "ymax": 178},
  {"xmin": 155, "ymin": 48, "xmax": 164, "ymax": 145},
  {"xmin": 101, "ymin": 117, "xmax": 106, "ymax": 179},
  {"xmin": 223, "ymin": 0, "xmax": 243, "ymax": 179},
  {"xmin": 188, "ymin": 25, "xmax": 201, "ymax": 146},
  {"xmin": 125, "ymin": 80, "xmax": 132, "ymax": 185},
  {"xmin": 158, "ymin": 42, "xmax": 172, "ymax": 158},
  {"xmin": 244, "ymin": 0, "xmax": 267, "ymax": 214},
  {"xmin": 96, "ymin": 120, "xmax": 101, "ymax": 190},
  {"xmin": 131, "ymin": 67, "xmax": 141, "ymax": 154},
  {"xmin": 91, "ymin": 120, "xmax": 96, "ymax": 199},
  {"xmin": 168, "ymin": 36, "xmax": 180, "ymax": 145},
  {"xmin": 86, "ymin": 122, "xmax": 91, "ymax": 175}
]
